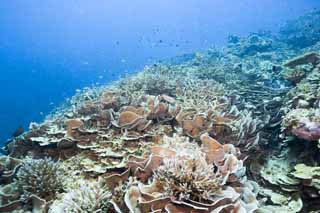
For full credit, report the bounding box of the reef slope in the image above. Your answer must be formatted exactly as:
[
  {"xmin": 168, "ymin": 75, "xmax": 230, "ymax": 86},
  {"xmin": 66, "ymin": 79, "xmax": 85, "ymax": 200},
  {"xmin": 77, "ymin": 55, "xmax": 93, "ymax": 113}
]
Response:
[{"xmin": 1, "ymin": 10, "xmax": 320, "ymax": 213}]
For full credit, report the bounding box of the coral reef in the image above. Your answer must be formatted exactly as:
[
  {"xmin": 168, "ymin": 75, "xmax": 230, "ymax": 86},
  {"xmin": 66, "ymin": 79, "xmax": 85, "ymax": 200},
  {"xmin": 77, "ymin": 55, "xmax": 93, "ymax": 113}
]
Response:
[
  {"xmin": 226, "ymin": 32, "xmax": 274, "ymax": 57},
  {"xmin": 1, "ymin": 9, "xmax": 320, "ymax": 212},
  {"xmin": 279, "ymin": 10, "xmax": 320, "ymax": 48}
]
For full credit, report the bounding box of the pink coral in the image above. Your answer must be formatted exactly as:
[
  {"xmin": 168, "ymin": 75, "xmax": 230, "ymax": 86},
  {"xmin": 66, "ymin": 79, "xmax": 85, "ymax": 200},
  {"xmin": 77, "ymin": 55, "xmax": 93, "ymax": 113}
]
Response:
[{"xmin": 291, "ymin": 122, "xmax": 320, "ymax": 141}]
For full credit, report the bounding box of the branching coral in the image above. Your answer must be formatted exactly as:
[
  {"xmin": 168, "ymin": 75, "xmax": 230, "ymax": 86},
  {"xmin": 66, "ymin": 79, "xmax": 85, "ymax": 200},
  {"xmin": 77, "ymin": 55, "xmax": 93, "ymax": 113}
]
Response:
[
  {"xmin": 14, "ymin": 157, "xmax": 65, "ymax": 201},
  {"xmin": 176, "ymin": 78, "xmax": 225, "ymax": 112},
  {"xmin": 118, "ymin": 68, "xmax": 179, "ymax": 101},
  {"xmin": 49, "ymin": 179, "xmax": 112, "ymax": 213},
  {"xmin": 153, "ymin": 148, "xmax": 221, "ymax": 202},
  {"xmin": 124, "ymin": 134, "xmax": 258, "ymax": 212}
]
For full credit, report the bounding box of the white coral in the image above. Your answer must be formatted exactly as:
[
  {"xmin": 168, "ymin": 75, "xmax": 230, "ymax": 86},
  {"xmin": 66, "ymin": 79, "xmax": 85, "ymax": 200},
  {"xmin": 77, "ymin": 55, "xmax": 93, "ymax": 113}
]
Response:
[{"xmin": 49, "ymin": 180, "xmax": 112, "ymax": 213}]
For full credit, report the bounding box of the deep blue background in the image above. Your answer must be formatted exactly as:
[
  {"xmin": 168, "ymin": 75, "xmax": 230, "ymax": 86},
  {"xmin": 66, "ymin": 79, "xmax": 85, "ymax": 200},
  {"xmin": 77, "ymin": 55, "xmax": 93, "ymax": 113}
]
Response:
[{"xmin": 1, "ymin": 0, "xmax": 320, "ymax": 143}]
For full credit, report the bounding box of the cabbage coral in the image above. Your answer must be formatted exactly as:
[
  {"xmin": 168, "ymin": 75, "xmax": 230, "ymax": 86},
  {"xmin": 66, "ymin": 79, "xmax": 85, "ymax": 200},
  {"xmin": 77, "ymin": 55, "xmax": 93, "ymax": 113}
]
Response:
[{"xmin": 15, "ymin": 157, "xmax": 65, "ymax": 200}]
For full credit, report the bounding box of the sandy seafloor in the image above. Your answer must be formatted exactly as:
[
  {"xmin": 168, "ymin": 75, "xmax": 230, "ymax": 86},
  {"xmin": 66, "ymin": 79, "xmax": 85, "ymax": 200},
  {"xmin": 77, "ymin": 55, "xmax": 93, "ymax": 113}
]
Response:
[{"xmin": 1, "ymin": 10, "xmax": 320, "ymax": 213}]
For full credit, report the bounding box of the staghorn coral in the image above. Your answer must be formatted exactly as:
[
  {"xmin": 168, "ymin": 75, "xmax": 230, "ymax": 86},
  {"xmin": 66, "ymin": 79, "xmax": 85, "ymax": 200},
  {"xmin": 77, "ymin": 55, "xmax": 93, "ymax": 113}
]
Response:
[{"xmin": 14, "ymin": 157, "xmax": 65, "ymax": 201}]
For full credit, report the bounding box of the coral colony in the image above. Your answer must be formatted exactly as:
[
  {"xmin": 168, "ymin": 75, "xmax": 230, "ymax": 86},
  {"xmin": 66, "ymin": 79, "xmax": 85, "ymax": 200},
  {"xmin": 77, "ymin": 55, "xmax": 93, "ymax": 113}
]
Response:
[{"xmin": 1, "ymin": 10, "xmax": 320, "ymax": 213}]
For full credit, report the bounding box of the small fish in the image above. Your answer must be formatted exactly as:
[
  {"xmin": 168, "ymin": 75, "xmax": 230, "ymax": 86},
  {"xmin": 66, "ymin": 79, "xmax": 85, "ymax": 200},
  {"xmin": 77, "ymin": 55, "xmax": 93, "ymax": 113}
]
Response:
[
  {"xmin": 210, "ymin": 123, "xmax": 233, "ymax": 137},
  {"xmin": 12, "ymin": 127, "xmax": 24, "ymax": 137}
]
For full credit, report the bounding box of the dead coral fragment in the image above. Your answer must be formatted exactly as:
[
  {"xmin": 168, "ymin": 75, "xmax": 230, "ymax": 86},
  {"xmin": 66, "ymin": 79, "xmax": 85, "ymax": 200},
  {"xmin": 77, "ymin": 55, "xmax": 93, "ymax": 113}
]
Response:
[{"xmin": 15, "ymin": 157, "xmax": 65, "ymax": 200}]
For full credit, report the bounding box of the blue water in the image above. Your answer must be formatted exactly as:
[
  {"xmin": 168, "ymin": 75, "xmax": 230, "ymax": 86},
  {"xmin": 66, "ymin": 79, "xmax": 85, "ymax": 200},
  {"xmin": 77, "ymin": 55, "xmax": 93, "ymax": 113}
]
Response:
[{"xmin": 1, "ymin": 0, "xmax": 320, "ymax": 143}]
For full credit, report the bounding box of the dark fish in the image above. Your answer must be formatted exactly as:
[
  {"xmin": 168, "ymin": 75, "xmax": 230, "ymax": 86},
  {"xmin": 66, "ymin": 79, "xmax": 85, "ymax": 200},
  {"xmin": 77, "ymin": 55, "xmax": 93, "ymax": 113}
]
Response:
[
  {"xmin": 209, "ymin": 123, "xmax": 233, "ymax": 138},
  {"xmin": 12, "ymin": 127, "xmax": 24, "ymax": 137}
]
